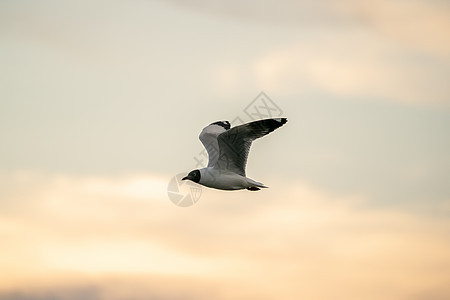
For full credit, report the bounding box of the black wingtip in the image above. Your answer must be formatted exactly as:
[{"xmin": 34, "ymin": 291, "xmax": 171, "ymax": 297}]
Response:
[
  {"xmin": 246, "ymin": 187, "xmax": 261, "ymax": 191},
  {"xmin": 211, "ymin": 121, "xmax": 231, "ymax": 130},
  {"xmin": 269, "ymin": 118, "xmax": 287, "ymax": 130},
  {"xmin": 270, "ymin": 118, "xmax": 287, "ymax": 125}
]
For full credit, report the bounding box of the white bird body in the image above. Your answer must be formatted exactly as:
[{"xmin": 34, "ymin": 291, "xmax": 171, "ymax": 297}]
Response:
[
  {"xmin": 182, "ymin": 118, "xmax": 287, "ymax": 191},
  {"xmin": 198, "ymin": 167, "xmax": 266, "ymax": 190}
]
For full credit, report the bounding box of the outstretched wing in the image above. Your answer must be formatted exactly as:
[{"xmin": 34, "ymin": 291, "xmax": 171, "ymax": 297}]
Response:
[
  {"xmin": 214, "ymin": 118, "xmax": 287, "ymax": 176},
  {"xmin": 199, "ymin": 121, "xmax": 231, "ymax": 167}
]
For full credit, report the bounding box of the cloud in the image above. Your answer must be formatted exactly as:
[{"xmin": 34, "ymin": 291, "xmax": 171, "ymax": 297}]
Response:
[
  {"xmin": 2, "ymin": 0, "xmax": 448, "ymax": 111},
  {"xmin": 165, "ymin": 0, "xmax": 450, "ymax": 56},
  {"xmin": 1, "ymin": 172, "xmax": 450, "ymax": 299},
  {"xmin": 355, "ymin": 0, "xmax": 450, "ymax": 56},
  {"xmin": 252, "ymin": 37, "xmax": 449, "ymax": 105},
  {"xmin": 167, "ymin": 0, "xmax": 450, "ymax": 106}
]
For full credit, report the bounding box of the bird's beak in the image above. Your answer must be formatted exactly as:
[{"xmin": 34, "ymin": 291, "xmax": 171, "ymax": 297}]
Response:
[{"xmin": 181, "ymin": 176, "xmax": 188, "ymax": 181}]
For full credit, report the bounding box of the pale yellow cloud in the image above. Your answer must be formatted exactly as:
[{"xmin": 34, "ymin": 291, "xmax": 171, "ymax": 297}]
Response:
[
  {"xmin": 355, "ymin": 0, "xmax": 450, "ymax": 56},
  {"xmin": 252, "ymin": 38, "xmax": 449, "ymax": 105},
  {"xmin": 167, "ymin": 0, "xmax": 450, "ymax": 56},
  {"xmin": 1, "ymin": 172, "xmax": 450, "ymax": 299},
  {"xmin": 178, "ymin": 0, "xmax": 450, "ymax": 106}
]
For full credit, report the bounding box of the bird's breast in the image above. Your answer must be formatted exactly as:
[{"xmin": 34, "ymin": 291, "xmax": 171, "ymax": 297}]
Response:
[{"xmin": 199, "ymin": 168, "xmax": 248, "ymax": 190}]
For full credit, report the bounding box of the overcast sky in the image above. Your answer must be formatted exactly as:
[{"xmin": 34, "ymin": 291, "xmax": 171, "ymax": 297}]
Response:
[{"xmin": 1, "ymin": 0, "xmax": 449, "ymax": 299}]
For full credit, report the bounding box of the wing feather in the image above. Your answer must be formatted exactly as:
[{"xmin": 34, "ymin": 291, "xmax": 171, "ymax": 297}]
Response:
[
  {"xmin": 214, "ymin": 118, "xmax": 287, "ymax": 176},
  {"xmin": 198, "ymin": 121, "xmax": 230, "ymax": 167}
]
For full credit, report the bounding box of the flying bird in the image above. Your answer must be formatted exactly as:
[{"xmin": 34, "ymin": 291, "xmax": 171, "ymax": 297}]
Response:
[{"xmin": 182, "ymin": 118, "xmax": 287, "ymax": 191}]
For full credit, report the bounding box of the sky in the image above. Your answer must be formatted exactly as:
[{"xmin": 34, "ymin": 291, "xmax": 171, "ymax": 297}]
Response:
[{"xmin": 0, "ymin": 0, "xmax": 450, "ymax": 299}]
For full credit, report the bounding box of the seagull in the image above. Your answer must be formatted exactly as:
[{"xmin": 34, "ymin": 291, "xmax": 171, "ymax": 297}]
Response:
[{"xmin": 182, "ymin": 118, "xmax": 287, "ymax": 191}]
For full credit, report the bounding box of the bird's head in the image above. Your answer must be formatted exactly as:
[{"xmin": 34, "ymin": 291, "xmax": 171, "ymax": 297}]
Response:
[{"xmin": 182, "ymin": 169, "xmax": 201, "ymax": 183}]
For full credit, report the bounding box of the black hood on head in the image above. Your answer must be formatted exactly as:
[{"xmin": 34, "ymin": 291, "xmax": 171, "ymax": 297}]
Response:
[
  {"xmin": 210, "ymin": 121, "xmax": 230, "ymax": 130},
  {"xmin": 182, "ymin": 169, "xmax": 201, "ymax": 183}
]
